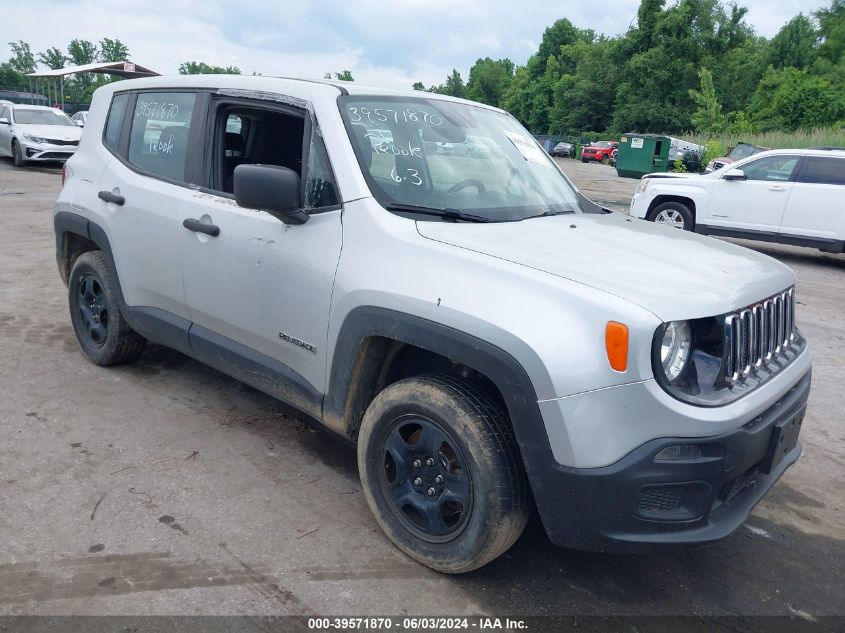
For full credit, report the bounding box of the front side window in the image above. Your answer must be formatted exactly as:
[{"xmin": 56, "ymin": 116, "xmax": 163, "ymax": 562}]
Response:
[
  {"xmin": 104, "ymin": 93, "xmax": 129, "ymax": 152},
  {"xmin": 340, "ymin": 96, "xmax": 582, "ymax": 222},
  {"xmin": 128, "ymin": 92, "xmax": 196, "ymax": 182},
  {"xmin": 304, "ymin": 125, "xmax": 339, "ymax": 209},
  {"xmin": 213, "ymin": 102, "xmax": 303, "ymax": 194},
  {"xmin": 797, "ymin": 156, "xmax": 845, "ymax": 186},
  {"xmin": 14, "ymin": 108, "xmax": 75, "ymax": 126},
  {"xmin": 739, "ymin": 155, "xmax": 799, "ymax": 182}
]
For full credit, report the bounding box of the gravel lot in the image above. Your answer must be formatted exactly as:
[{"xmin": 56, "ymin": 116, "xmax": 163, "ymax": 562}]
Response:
[{"xmin": 0, "ymin": 156, "xmax": 843, "ymax": 619}]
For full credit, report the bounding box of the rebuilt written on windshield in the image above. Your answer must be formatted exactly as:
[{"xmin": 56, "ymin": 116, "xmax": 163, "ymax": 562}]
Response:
[{"xmin": 339, "ymin": 96, "xmax": 583, "ymax": 222}]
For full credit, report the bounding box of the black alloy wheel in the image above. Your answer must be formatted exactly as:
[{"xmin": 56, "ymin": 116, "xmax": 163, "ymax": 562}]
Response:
[{"xmin": 379, "ymin": 415, "xmax": 473, "ymax": 542}]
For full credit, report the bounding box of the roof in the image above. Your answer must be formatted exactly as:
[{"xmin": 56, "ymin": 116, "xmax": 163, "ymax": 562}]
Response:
[
  {"xmin": 27, "ymin": 61, "xmax": 159, "ymax": 79},
  {"xmin": 95, "ymin": 73, "xmax": 505, "ymax": 113},
  {"xmin": 755, "ymin": 148, "xmax": 845, "ymax": 157},
  {"xmin": 8, "ymin": 104, "xmax": 61, "ymax": 110}
]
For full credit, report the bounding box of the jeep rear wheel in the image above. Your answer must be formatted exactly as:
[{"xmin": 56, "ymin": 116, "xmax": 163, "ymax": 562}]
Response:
[
  {"xmin": 358, "ymin": 374, "xmax": 529, "ymax": 573},
  {"xmin": 69, "ymin": 251, "xmax": 146, "ymax": 366},
  {"xmin": 649, "ymin": 201, "xmax": 694, "ymax": 231},
  {"xmin": 601, "ymin": 154, "xmax": 610, "ymax": 165}
]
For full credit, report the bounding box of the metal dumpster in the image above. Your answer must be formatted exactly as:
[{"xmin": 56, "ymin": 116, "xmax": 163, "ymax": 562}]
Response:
[
  {"xmin": 616, "ymin": 133, "xmax": 704, "ymax": 178},
  {"xmin": 615, "ymin": 134, "xmax": 672, "ymax": 178}
]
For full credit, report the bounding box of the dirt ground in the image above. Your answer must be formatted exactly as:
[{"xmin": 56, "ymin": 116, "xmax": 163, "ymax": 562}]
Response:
[{"xmin": 0, "ymin": 157, "xmax": 843, "ymax": 619}]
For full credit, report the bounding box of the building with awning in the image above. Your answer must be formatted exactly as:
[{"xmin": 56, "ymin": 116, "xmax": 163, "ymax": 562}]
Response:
[{"xmin": 25, "ymin": 61, "xmax": 159, "ymax": 110}]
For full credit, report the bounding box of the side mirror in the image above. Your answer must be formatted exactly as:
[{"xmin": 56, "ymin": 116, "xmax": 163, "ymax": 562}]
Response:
[
  {"xmin": 0, "ymin": 118, "xmax": 9, "ymax": 125},
  {"xmin": 233, "ymin": 164, "xmax": 308, "ymax": 225},
  {"xmin": 75, "ymin": 120, "xmax": 85, "ymax": 127},
  {"xmin": 723, "ymin": 168, "xmax": 746, "ymax": 181}
]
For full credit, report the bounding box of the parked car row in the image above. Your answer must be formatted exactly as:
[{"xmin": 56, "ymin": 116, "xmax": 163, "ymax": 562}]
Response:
[{"xmin": 631, "ymin": 147, "xmax": 845, "ymax": 253}]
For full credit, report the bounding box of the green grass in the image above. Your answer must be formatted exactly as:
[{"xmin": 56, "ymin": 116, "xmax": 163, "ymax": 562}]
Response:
[{"xmin": 685, "ymin": 128, "xmax": 845, "ymax": 154}]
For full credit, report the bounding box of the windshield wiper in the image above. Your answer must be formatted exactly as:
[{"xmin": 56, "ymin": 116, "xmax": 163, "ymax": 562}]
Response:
[
  {"xmin": 383, "ymin": 202, "xmax": 495, "ymax": 223},
  {"xmin": 525, "ymin": 209, "xmax": 576, "ymax": 219}
]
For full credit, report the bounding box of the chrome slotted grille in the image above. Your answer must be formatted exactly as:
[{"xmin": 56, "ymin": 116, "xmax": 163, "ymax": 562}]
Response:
[{"xmin": 724, "ymin": 288, "xmax": 796, "ymax": 383}]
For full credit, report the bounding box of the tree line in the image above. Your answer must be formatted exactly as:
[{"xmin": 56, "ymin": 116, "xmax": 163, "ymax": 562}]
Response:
[
  {"xmin": 0, "ymin": 39, "xmax": 133, "ymax": 104},
  {"xmin": 3, "ymin": 0, "xmax": 841, "ymax": 136},
  {"xmin": 416, "ymin": 0, "xmax": 845, "ymax": 136},
  {"xmin": 0, "ymin": 36, "xmax": 355, "ymax": 103}
]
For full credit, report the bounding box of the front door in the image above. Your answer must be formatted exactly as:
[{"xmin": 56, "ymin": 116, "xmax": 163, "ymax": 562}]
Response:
[
  {"xmin": 705, "ymin": 154, "xmax": 801, "ymax": 236},
  {"xmin": 179, "ymin": 98, "xmax": 343, "ymax": 400}
]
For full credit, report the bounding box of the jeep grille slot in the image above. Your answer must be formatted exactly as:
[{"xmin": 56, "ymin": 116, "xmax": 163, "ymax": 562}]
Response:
[{"xmin": 724, "ymin": 288, "xmax": 795, "ymax": 383}]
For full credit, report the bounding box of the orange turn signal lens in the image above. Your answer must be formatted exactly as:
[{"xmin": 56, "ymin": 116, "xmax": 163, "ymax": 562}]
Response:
[{"xmin": 605, "ymin": 321, "xmax": 629, "ymax": 372}]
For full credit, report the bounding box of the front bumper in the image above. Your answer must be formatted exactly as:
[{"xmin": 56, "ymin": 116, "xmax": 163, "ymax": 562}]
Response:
[
  {"xmin": 20, "ymin": 140, "xmax": 77, "ymax": 162},
  {"xmin": 534, "ymin": 369, "xmax": 810, "ymax": 552}
]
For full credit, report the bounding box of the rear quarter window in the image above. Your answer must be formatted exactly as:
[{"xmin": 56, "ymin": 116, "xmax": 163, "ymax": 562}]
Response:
[
  {"xmin": 797, "ymin": 156, "xmax": 845, "ymax": 186},
  {"xmin": 103, "ymin": 93, "xmax": 130, "ymax": 152}
]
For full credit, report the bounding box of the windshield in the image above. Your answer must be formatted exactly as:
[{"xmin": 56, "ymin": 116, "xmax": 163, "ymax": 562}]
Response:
[
  {"xmin": 729, "ymin": 143, "xmax": 763, "ymax": 160},
  {"xmin": 593, "ymin": 141, "xmax": 613, "ymax": 148},
  {"xmin": 340, "ymin": 96, "xmax": 582, "ymax": 221},
  {"xmin": 14, "ymin": 108, "xmax": 75, "ymax": 126}
]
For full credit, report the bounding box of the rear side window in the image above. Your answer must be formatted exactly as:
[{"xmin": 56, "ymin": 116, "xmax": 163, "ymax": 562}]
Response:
[
  {"xmin": 128, "ymin": 92, "xmax": 196, "ymax": 182},
  {"xmin": 797, "ymin": 157, "xmax": 845, "ymax": 186},
  {"xmin": 104, "ymin": 93, "xmax": 129, "ymax": 152}
]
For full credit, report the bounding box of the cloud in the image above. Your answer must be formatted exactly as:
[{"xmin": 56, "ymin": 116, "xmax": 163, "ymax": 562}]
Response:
[{"xmin": 1, "ymin": 0, "xmax": 820, "ymax": 91}]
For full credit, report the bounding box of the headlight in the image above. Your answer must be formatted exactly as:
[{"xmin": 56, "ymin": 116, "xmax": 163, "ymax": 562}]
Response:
[
  {"xmin": 23, "ymin": 133, "xmax": 49, "ymax": 144},
  {"xmin": 659, "ymin": 321, "xmax": 692, "ymax": 381},
  {"xmin": 652, "ymin": 313, "xmax": 805, "ymax": 406}
]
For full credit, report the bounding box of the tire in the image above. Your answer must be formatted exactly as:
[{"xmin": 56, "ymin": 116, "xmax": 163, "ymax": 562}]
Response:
[
  {"xmin": 357, "ymin": 374, "xmax": 529, "ymax": 573},
  {"xmin": 68, "ymin": 251, "xmax": 146, "ymax": 366},
  {"xmin": 648, "ymin": 201, "xmax": 694, "ymax": 231},
  {"xmin": 600, "ymin": 155, "xmax": 610, "ymax": 165},
  {"xmin": 12, "ymin": 139, "xmax": 25, "ymax": 167},
  {"xmin": 581, "ymin": 158, "xmax": 588, "ymax": 163}
]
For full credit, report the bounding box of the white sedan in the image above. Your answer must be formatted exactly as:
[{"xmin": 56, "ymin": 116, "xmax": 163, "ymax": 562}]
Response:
[
  {"xmin": 629, "ymin": 148, "xmax": 845, "ymax": 254},
  {"xmin": 0, "ymin": 104, "xmax": 82, "ymax": 166}
]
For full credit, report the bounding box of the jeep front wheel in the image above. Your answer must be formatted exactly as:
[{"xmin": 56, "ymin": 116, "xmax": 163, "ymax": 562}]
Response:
[{"xmin": 357, "ymin": 374, "xmax": 529, "ymax": 573}]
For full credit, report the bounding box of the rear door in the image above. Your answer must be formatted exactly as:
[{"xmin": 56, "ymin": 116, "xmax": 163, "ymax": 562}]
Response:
[
  {"xmin": 779, "ymin": 155, "xmax": 845, "ymax": 247},
  {"xmin": 705, "ymin": 154, "xmax": 801, "ymax": 236},
  {"xmin": 94, "ymin": 90, "xmax": 201, "ymax": 323}
]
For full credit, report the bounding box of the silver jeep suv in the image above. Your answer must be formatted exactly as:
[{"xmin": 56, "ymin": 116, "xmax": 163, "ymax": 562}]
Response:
[{"xmin": 53, "ymin": 76, "xmax": 811, "ymax": 573}]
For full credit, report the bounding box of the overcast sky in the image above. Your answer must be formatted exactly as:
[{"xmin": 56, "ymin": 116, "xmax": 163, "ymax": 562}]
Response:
[{"xmin": 1, "ymin": 0, "xmax": 828, "ymax": 89}]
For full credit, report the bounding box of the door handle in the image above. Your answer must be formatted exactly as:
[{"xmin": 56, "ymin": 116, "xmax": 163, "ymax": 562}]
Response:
[
  {"xmin": 768, "ymin": 186, "xmax": 786, "ymax": 192},
  {"xmin": 182, "ymin": 217, "xmax": 220, "ymax": 237},
  {"xmin": 98, "ymin": 190, "xmax": 125, "ymax": 205}
]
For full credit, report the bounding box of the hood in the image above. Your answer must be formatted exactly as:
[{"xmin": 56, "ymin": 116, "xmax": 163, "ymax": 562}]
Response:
[
  {"xmin": 642, "ymin": 172, "xmax": 703, "ymax": 180},
  {"xmin": 15, "ymin": 123, "xmax": 81, "ymax": 141},
  {"xmin": 416, "ymin": 211, "xmax": 795, "ymax": 322}
]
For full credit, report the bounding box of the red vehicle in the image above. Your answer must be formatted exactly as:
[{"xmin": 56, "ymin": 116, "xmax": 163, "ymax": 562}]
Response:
[{"xmin": 581, "ymin": 140, "xmax": 618, "ymax": 164}]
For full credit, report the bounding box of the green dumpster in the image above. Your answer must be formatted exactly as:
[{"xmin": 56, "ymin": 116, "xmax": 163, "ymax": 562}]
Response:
[{"xmin": 615, "ymin": 133, "xmax": 672, "ymax": 178}]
